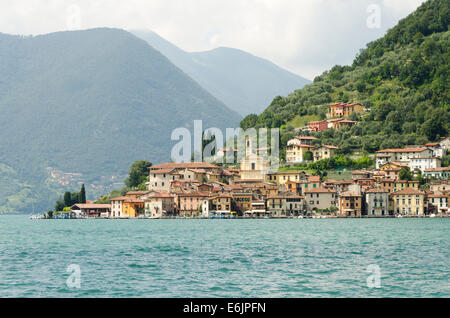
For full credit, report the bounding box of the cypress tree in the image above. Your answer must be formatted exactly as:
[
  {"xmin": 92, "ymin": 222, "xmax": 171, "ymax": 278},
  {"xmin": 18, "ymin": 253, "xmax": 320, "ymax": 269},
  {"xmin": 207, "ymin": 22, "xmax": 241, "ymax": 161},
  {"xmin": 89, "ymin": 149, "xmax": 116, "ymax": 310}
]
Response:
[
  {"xmin": 63, "ymin": 192, "xmax": 72, "ymax": 207},
  {"xmin": 80, "ymin": 184, "xmax": 86, "ymax": 204}
]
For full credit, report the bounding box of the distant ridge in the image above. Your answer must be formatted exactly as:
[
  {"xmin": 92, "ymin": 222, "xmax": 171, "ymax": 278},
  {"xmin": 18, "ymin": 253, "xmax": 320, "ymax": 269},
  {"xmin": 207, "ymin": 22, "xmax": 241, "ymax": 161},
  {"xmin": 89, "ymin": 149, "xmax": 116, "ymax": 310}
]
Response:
[{"xmin": 132, "ymin": 30, "xmax": 311, "ymax": 116}]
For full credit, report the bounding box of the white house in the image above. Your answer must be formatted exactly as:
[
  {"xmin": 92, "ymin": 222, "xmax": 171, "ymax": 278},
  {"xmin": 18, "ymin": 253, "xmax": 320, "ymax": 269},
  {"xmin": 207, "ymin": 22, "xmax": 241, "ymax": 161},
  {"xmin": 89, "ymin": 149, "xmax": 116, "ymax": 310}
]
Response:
[{"xmin": 409, "ymin": 157, "xmax": 441, "ymax": 173}]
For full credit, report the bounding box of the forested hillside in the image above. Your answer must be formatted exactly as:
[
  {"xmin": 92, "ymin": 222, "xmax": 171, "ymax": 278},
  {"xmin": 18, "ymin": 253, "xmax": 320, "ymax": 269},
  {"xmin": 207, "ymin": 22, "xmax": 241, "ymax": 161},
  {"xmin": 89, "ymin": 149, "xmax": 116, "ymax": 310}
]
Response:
[{"xmin": 241, "ymin": 0, "xmax": 449, "ymax": 155}]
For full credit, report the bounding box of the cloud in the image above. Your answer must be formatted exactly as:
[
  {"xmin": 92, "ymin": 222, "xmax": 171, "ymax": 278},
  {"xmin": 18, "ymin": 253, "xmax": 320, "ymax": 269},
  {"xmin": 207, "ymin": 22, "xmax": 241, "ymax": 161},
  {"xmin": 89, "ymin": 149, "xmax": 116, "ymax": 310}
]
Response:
[{"xmin": 0, "ymin": 0, "xmax": 426, "ymax": 79}]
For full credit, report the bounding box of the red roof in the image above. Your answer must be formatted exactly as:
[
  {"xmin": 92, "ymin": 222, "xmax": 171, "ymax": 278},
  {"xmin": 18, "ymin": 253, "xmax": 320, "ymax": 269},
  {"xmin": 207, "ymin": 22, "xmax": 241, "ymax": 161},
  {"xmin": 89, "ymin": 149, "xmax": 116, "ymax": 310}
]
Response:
[
  {"xmin": 308, "ymin": 176, "xmax": 321, "ymax": 183},
  {"xmin": 366, "ymin": 188, "xmax": 388, "ymax": 193},
  {"xmin": 304, "ymin": 188, "xmax": 335, "ymax": 194},
  {"xmin": 392, "ymin": 188, "xmax": 425, "ymax": 195},
  {"xmin": 425, "ymin": 167, "xmax": 450, "ymax": 172}
]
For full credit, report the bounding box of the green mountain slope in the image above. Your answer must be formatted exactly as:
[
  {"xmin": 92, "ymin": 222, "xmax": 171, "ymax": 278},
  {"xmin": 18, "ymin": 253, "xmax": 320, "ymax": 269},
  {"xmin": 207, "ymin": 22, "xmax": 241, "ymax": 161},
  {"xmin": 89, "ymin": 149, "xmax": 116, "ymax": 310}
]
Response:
[
  {"xmin": 0, "ymin": 28, "xmax": 241, "ymax": 213},
  {"xmin": 242, "ymin": 0, "xmax": 449, "ymax": 154},
  {"xmin": 132, "ymin": 30, "xmax": 311, "ymax": 116}
]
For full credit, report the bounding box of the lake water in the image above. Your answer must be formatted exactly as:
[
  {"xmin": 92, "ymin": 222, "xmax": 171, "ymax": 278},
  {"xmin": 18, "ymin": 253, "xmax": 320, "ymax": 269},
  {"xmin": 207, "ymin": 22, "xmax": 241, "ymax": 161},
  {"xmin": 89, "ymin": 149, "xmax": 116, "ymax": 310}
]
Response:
[{"xmin": 0, "ymin": 215, "xmax": 448, "ymax": 298}]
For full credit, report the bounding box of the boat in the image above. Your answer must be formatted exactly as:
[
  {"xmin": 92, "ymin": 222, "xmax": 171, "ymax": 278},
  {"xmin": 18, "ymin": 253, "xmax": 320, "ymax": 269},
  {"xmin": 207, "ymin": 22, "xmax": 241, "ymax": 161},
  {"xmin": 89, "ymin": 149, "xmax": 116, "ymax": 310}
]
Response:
[
  {"xmin": 298, "ymin": 216, "xmax": 304, "ymax": 219},
  {"xmin": 430, "ymin": 214, "xmax": 436, "ymax": 218}
]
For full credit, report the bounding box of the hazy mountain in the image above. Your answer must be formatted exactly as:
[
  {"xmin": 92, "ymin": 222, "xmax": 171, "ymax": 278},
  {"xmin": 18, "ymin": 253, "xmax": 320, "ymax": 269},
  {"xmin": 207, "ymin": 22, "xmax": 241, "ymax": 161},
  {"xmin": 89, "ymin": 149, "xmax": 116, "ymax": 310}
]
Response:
[
  {"xmin": 0, "ymin": 28, "xmax": 241, "ymax": 213},
  {"xmin": 132, "ymin": 30, "xmax": 311, "ymax": 116}
]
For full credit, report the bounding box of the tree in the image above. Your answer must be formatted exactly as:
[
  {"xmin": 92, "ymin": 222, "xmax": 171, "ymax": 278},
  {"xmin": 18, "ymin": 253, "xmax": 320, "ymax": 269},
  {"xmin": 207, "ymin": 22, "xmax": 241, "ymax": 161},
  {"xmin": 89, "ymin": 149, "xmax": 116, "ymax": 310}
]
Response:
[
  {"xmin": 80, "ymin": 184, "xmax": 86, "ymax": 204},
  {"xmin": 399, "ymin": 167, "xmax": 413, "ymax": 181},
  {"xmin": 125, "ymin": 160, "xmax": 153, "ymax": 188},
  {"xmin": 240, "ymin": 114, "xmax": 258, "ymax": 130},
  {"xmin": 303, "ymin": 151, "xmax": 313, "ymax": 162},
  {"xmin": 63, "ymin": 192, "xmax": 72, "ymax": 207},
  {"xmin": 55, "ymin": 199, "xmax": 65, "ymax": 212}
]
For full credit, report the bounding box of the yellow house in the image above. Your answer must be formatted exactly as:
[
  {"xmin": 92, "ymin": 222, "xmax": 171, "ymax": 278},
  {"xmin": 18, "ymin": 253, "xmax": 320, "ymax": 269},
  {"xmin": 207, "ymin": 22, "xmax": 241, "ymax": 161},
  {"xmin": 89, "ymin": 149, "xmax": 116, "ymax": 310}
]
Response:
[
  {"xmin": 327, "ymin": 102, "xmax": 364, "ymax": 119},
  {"xmin": 122, "ymin": 199, "xmax": 144, "ymax": 218},
  {"xmin": 391, "ymin": 188, "xmax": 425, "ymax": 216},
  {"xmin": 266, "ymin": 170, "xmax": 308, "ymax": 186}
]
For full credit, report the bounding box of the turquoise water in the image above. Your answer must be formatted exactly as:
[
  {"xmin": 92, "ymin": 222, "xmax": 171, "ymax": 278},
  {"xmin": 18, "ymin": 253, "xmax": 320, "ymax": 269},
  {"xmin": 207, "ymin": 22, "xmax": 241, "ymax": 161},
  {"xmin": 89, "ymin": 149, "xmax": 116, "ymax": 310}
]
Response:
[{"xmin": 0, "ymin": 215, "xmax": 448, "ymax": 298}]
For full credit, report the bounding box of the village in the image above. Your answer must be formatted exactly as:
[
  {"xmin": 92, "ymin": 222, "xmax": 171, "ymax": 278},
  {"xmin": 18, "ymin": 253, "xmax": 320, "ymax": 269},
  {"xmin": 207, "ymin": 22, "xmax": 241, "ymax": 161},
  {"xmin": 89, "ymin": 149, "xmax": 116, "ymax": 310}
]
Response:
[{"xmin": 65, "ymin": 102, "xmax": 450, "ymax": 220}]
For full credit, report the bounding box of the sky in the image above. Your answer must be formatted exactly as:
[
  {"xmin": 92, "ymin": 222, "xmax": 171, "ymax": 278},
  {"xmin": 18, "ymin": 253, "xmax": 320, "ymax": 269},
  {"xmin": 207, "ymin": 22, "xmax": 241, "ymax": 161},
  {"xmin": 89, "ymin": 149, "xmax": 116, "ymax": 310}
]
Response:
[{"xmin": 0, "ymin": 0, "xmax": 426, "ymax": 80}]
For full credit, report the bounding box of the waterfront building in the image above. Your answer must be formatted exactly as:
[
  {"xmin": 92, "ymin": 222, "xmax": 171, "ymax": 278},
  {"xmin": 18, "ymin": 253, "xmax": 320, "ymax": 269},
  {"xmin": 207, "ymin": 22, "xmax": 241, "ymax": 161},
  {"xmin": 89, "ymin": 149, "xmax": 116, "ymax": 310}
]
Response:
[
  {"xmin": 365, "ymin": 188, "xmax": 390, "ymax": 217},
  {"xmin": 427, "ymin": 192, "xmax": 449, "ymax": 215},
  {"xmin": 212, "ymin": 195, "xmax": 232, "ymax": 214},
  {"xmin": 391, "ymin": 188, "xmax": 426, "ymax": 216},
  {"xmin": 70, "ymin": 203, "xmax": 111, "ymax": 218},
  {"xmin": 122, "ymin": 199, "xmax": 144, "ymax": 218},
  {"xmin": 177, "ymin": 192, "xmax": 210, "ymax": 218},
  {"xmin": 110, "ymin": 196, "xmax": 128, "ymax": 218},
  {"xmin": 144, "ymin": 193, "xmax": 176, "ymax": 218},
  {"xmin": 304, "ymin": 188, "xmax": 337, "ymax": 212},
  {"xmin": 338, "ymin": 192, "xmax": 363, "ymax": 217},
  {"xmin": 231, "ymin": 192, "xmax": 253, "ymax": 213},
  {"xmin": 266, "ymin": 194, "xmax": 305, "ymax": 217}
]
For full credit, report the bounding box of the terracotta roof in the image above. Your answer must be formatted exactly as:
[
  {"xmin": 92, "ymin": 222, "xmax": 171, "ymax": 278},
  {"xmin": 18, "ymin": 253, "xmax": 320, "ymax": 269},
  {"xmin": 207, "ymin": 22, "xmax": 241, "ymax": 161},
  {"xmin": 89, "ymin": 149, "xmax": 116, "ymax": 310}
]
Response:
[
  {"xmin": 147, "ymin": 193, "xmax": 174, "ymax": 199},
  {"xmin": 340, "ymin": 192, "xmax": 362, "ymax": 197},
  {"xmin": 304, "ymin": 188, "xmax": 336, "ymax": 194},
  {"xmin": 376, "ymin": 148, "xmax": 429, "ymax": 153},
  {"xmin": 150, "ymin": 168, "xmax": 176, "ymax": 174},
  {"xmin": 425, "ymin": 167, "xmax": 450, "ymax": 172},
  {"xmin": 425, "ymin": 143, "xmax": 439, "ymax": 147},
  {"xmin": 308, "ymin": 176, "xmax": 321, "ymax": 183},
  {"xmin": 392, "ymin": 188, "xmax": 425, "ymax": 195},
  {"xmin": 110, "ymin": 196, "xmax": 130, "ymax": 201},
  {"xmin": 268, "ymin": 194, "xmax": 304, "ymax": 199},
  {"xmin": 177, "ymin": 192, "xmax": 210, "ymax": 198},
  {"xmin": 427, "ymin": 193, "xmax": 449, "ymax": 198},
  {"xmin": 366, "ymin": 188, "xmax": 388, "ymax": 193},
  {"xmin": 124, "ymin": 199, "xmax": 144, "ymax": 203}
]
